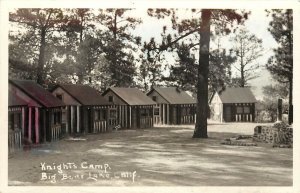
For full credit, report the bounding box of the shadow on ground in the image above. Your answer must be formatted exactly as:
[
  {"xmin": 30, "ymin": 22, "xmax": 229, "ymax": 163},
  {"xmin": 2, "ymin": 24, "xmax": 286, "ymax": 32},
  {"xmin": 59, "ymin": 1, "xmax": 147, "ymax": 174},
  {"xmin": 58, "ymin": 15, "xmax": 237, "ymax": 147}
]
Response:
[{"xmin": 8, "ymin": 124, "xmax": 292, "ymax": 186}]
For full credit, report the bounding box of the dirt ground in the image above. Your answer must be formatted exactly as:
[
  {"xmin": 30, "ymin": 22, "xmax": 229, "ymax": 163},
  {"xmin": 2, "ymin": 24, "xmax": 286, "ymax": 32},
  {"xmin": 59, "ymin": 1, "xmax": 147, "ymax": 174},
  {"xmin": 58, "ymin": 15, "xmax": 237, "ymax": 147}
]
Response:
[{"xmin": 8, "ymin": 122, "xmax": 293, "ymax": 186}]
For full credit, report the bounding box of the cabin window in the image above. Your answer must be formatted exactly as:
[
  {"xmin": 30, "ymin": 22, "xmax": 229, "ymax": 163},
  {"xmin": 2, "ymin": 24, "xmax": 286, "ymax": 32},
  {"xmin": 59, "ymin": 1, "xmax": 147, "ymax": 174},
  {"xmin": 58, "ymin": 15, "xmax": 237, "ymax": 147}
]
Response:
[
  {"xmin": 186, "ymin": 108, "xmax": 191, "ymax": 115},
  {"xmin": 61, "ymin": 108, "xmax": 67, "ymax": 123},
  {"xmin": 56, "ymin": 94, "xmax": 63, "ymax": 100},
  {"xmin": 236, "ymin": 106, "xmax": 243, "ymax": 114},
  {"xmin": 108, "ymin": 96, "xmax": 113, "ymax": 102},
  {"xmin": 109, "ymin": 109, "xmax": 117, "ymax": 118},
  {"xmin": 141, "ymin": 108, "xmax": 149, "ymax": 117},
  {"xmin": 244, "ymin": 106, "xmax": 250, "ymax": 114},
  {"xmin": 154, "ymin": 107, "xmax": 160, "ymax": 115},
  {"xmin": 8, "ymin": 113, "xmax": 14, "ymax": 130},
  {"xmin": 95, "ymin": 109, "xmax": 106, "ymax": 121},
  {"xmin": 152, "ymin": 96, "xmax": 157, "ymax": 101},
  {"xmin": 101, "ymin": 110, "xmax": 107, "ymax": 120},
  {"xmin": 95, "ymin": 110, "xmax": 99, "ymax": 120},
  {"xmin": 182, "ymin": 108, "xmax": 187, "ymax": 116},
  {"xmin": 190, "ymin": 106, "xmax": 195, "ymax": 115},
  {"xmin": 53, "ymin": 112, "xmax": 61, "ymax": 125},
  {"xmin": 9, "ymin": 113, "xmax": 21, "ymax": 130},
  {"xmin": 15, "ymin": 113, "xmax": 21, "ymax": 130}
]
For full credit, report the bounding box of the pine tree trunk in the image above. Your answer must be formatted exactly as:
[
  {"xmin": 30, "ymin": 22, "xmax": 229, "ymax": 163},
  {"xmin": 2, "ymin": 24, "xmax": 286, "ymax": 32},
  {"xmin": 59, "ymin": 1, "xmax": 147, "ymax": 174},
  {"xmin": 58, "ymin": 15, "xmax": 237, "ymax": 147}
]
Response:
[
  {"xmin": 193, "ymin": 9, "xmax": 211, "ymax": 138},
  {"xmin": 241, "ymin": 66, "xmax": 245, "ymax": 87},
  {"xmin": 287, "ymin": 10, "xmax": 293, "ymax": 125},
  {"xmin": 37, "ymin": 28, "xmax": 46, "ymax": 85},
  {"xmin": 77, "ymin": 26, "xmax": 84, "ymax": 84},
  {"xmin": 288, "ymin": 77, "xmax": 293, "ymax": 125},
  {"xmin": 113, "ymin": 10, "xmax": 119, "ymax": 86}
]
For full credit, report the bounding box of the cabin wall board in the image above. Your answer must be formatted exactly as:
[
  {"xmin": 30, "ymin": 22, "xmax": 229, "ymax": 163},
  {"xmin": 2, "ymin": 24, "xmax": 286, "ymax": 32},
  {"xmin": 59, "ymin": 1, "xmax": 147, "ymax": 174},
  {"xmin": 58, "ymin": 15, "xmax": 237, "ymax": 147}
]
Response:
[
  {"xmin": 9, "ymin": 84, "xmax": 41, "ymax": 107},
  {"xmin": 52, "ymin": 87, "xmax": 81, "ymax": 105},
  {"xmin": 102, "ymin": 90, "xmax": 127, "ymax": 105},
  {"xmin": 147, "ymin": 91, "xmax": 169, "ymax": 104}
]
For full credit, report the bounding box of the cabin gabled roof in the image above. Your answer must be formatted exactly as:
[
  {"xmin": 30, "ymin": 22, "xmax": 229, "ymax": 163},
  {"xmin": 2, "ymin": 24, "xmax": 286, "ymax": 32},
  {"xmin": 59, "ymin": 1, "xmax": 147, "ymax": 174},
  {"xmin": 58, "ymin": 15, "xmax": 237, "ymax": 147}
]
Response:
[
  {"xmin": 9, "ymin": 80, "xmax": 65, "ymax": 108},
  {"xmin": 53, "ymin": 84, "xmax": 111, "ymax": 106},
  {"xmin": 217, "ymin": 87, "xmax": 257, "ymax": 103},
  {"xmin": 8, "ymin": 90, "xmax": 27, "ymax": 107},
  {"xmin": 103, "ymin": 87, "xmax": 156, "ymax": 106},
  {"xmin": 147, "ymin": 87, "xmax": 196, "ymax": 104}
]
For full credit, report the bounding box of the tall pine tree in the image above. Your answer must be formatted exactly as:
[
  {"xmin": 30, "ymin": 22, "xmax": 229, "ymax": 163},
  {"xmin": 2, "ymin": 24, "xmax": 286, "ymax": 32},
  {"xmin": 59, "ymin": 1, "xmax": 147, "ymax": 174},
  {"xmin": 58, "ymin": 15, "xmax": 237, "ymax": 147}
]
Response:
[
  {"xmin": 9, "ymin": 9, "xmax": 67, "ymax": 85},
  {"xmin": 266, "ymin": 9, "xmax": 293, "ymax": 125},
  {"xmin": 148, "ymin": 9, "xmax": 248, "ymax": 138},
  {"xmin": 98, "ymin": 9, "xmax": 142, "ymax": 87},
  {"xmin": 230, "ymin": 28, "xmax": 263, "ymax": 87}
]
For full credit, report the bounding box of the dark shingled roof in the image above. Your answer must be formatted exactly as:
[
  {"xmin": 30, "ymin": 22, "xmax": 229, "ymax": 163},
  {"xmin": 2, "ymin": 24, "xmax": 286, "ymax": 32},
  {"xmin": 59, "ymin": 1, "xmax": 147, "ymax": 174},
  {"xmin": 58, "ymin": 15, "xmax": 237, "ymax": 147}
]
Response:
[
  {"xmin": 8, "ymin": 90, "xmax": 28, "ymax": 107},
  {"xmin": 55, "ymin": 84, "xmax": 111, "ymax": 106},
  {"xmin": 218, "ymin": 87, "xmax": 257, "ymax": 103},
  {"xmin": 148, "ymin": 87, "xmax": 196, "ymax": 104},
  {"xmin": 104, "ymin": 87, "xmax": 156, "ymax": 106},
  {"xmin": 9, "ymin": 80, "xmax": 65, "ymax": 108}
]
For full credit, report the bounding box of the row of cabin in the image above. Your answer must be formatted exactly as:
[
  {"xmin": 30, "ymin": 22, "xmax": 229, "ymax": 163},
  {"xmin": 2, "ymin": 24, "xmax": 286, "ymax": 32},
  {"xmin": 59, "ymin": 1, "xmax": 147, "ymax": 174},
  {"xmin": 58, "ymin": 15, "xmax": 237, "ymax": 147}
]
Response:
[
  {"xmin": 8, "ymin": 80, "xmax": 198, "ymax": 153},
  {"xmin": 8, "ymin": 79, "xmax": 257, "ymax": 153}
]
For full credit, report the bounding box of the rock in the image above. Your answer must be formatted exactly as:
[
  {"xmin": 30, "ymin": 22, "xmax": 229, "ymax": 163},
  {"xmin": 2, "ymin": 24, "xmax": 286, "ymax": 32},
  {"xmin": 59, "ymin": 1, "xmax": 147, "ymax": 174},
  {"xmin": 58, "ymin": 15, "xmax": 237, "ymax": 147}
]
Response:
[
  {"xmin": 253, "ymin": 125, "xmax": 293, "ymax": 145},
  {"xmin": 273, "ymin": 144, "xmax": 292, "ymax": 148}
]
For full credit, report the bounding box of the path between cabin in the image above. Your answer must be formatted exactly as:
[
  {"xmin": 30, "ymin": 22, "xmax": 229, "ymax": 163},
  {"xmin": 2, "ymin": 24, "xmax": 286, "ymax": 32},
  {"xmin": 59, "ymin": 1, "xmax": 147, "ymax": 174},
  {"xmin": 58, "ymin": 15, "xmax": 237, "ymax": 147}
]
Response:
[{"xmin": 8, "ymin": 122, "xmax": 292, "ymax": 186}]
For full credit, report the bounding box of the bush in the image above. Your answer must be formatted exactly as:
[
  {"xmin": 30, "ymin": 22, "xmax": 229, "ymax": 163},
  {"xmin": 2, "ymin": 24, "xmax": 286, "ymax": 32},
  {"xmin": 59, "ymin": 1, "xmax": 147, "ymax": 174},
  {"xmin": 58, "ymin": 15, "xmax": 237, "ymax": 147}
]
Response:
[{"xmin": 273, "ymin": 122, "xmax": 289, "ymax": 130}]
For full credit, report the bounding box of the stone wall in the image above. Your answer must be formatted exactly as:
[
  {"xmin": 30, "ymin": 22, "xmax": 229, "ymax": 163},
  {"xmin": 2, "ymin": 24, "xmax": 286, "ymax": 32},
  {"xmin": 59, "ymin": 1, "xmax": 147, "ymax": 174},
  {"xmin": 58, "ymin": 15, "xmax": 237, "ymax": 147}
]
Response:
[{"xmin": 253, "ymin": 122, "xmax": 293, "ymax": 145}]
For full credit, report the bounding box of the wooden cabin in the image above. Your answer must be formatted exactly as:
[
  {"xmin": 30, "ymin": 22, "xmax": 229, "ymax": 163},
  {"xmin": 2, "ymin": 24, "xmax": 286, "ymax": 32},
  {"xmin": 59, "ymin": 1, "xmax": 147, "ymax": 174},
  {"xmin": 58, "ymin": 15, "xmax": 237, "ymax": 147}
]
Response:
[
  {"xmin": 8, "ymin": 90, "xmax": 27, "ymax": 153},
  {"xmin": 147, "ymin": 87, "xmax": 197, "ymax": 125},
  {"xmin": 209, "ymin": 87, "xmax": 257, "ymax": 122},
  {"xmin": 51, "ymin": 84, "xmax": 117, "ymax": 135},
  {"xmin": 102, "ymin": 87, "xmax": 156, "ymax": 129},
  {"xmin": 9, "ymin": 80, "xmax": 65, "ymax": 144}
]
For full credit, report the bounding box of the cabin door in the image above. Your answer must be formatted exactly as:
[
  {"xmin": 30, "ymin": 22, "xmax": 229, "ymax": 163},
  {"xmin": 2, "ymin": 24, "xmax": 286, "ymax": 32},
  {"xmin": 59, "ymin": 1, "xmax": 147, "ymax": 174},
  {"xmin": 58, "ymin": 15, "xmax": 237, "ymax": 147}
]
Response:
[
  {"xmin": 108, "ymin": 108, "xmax": 118, "ymax": 129},
  {"xmin": 224, "ymin": 106, "xmax": 232, "ymax": 122}
]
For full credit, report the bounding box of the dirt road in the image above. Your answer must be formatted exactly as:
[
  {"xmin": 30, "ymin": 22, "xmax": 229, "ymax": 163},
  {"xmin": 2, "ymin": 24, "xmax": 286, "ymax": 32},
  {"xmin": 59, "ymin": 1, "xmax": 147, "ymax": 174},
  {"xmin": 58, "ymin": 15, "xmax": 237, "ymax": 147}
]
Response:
[{"xmin": 8, "ymin": 123, "xmax": 292, "ymax": 186}]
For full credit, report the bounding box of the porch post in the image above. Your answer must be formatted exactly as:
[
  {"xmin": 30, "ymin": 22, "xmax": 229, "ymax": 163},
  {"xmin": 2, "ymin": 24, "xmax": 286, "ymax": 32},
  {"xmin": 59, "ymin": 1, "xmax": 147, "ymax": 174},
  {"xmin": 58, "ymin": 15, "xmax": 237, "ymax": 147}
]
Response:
[
  {"xmin": 119, "ymin": 106, "xmax": 122, "ymax": 127},
  {"xmin": 91, "ymin": 107, "xmax": 95, "ymax": 133},
  {"xmin": 252, "ymin": 103, "xmax": 256, "ymax": 122},
  {"xmin": 162, "ymin": 104, "xmax": 165, "ymax": 124},
  {"xmin": 43, "ymin": 110, "xmax": 46, "ymax": 142},
  {"xmin": 129, "ymin": 106, "xmax": 131, "ymax": 128},
  {"xmin": 166, "ymin": 104, "xmax": 169, "ymax": 124},
  {"xmin": 28, "ymin": 107, "xmax": 32, "ymax": 142},
  {"xmin": 65, "ymin": 106, "xmax": 69, "ymax": 134},
  {"xmin": 21, "ymin": 107, "xmax": 25, "ymax": 139},
  {"xmin": 77, "ymin": 106, "xmax": 80, "ymax": 133},
  {"xmin": 125, "ymin": 106, "xmax": 128, "ymax": 128},
  {"xmin": 70, "ymin": 106, "xmax": 74, "ymax": 133},
  {"xmin": 35, "ymin": 107, "xmax": 39, "ymax": 143}
]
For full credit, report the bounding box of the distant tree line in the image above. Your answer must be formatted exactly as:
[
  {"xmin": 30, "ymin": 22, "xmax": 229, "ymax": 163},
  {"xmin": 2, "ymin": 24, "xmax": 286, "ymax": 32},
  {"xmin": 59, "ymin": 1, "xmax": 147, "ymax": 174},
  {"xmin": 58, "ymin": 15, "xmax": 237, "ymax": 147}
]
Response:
[{"xmin": 9, "ymin": 8, "xmax": 263, "ymax": 93}]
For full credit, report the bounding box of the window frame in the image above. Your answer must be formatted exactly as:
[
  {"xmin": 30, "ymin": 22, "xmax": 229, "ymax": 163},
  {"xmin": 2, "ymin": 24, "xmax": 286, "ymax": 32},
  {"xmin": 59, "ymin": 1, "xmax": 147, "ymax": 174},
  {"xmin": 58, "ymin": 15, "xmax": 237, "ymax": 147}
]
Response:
[
  {"xmin": 152, "ymin": 96, "xmax": 157, "ymax": 102},
  {"xmin": 108, "ymin": 96, "xmax": 113, "ymax": 102}
]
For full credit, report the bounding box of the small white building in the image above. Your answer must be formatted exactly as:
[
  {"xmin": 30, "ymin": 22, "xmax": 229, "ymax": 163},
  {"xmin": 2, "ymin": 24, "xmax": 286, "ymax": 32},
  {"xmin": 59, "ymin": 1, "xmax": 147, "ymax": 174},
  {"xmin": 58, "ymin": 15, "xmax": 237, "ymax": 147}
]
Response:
[{"xmin": 209, "ymin": 87, "xmax": 257, "ymax": 122}]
